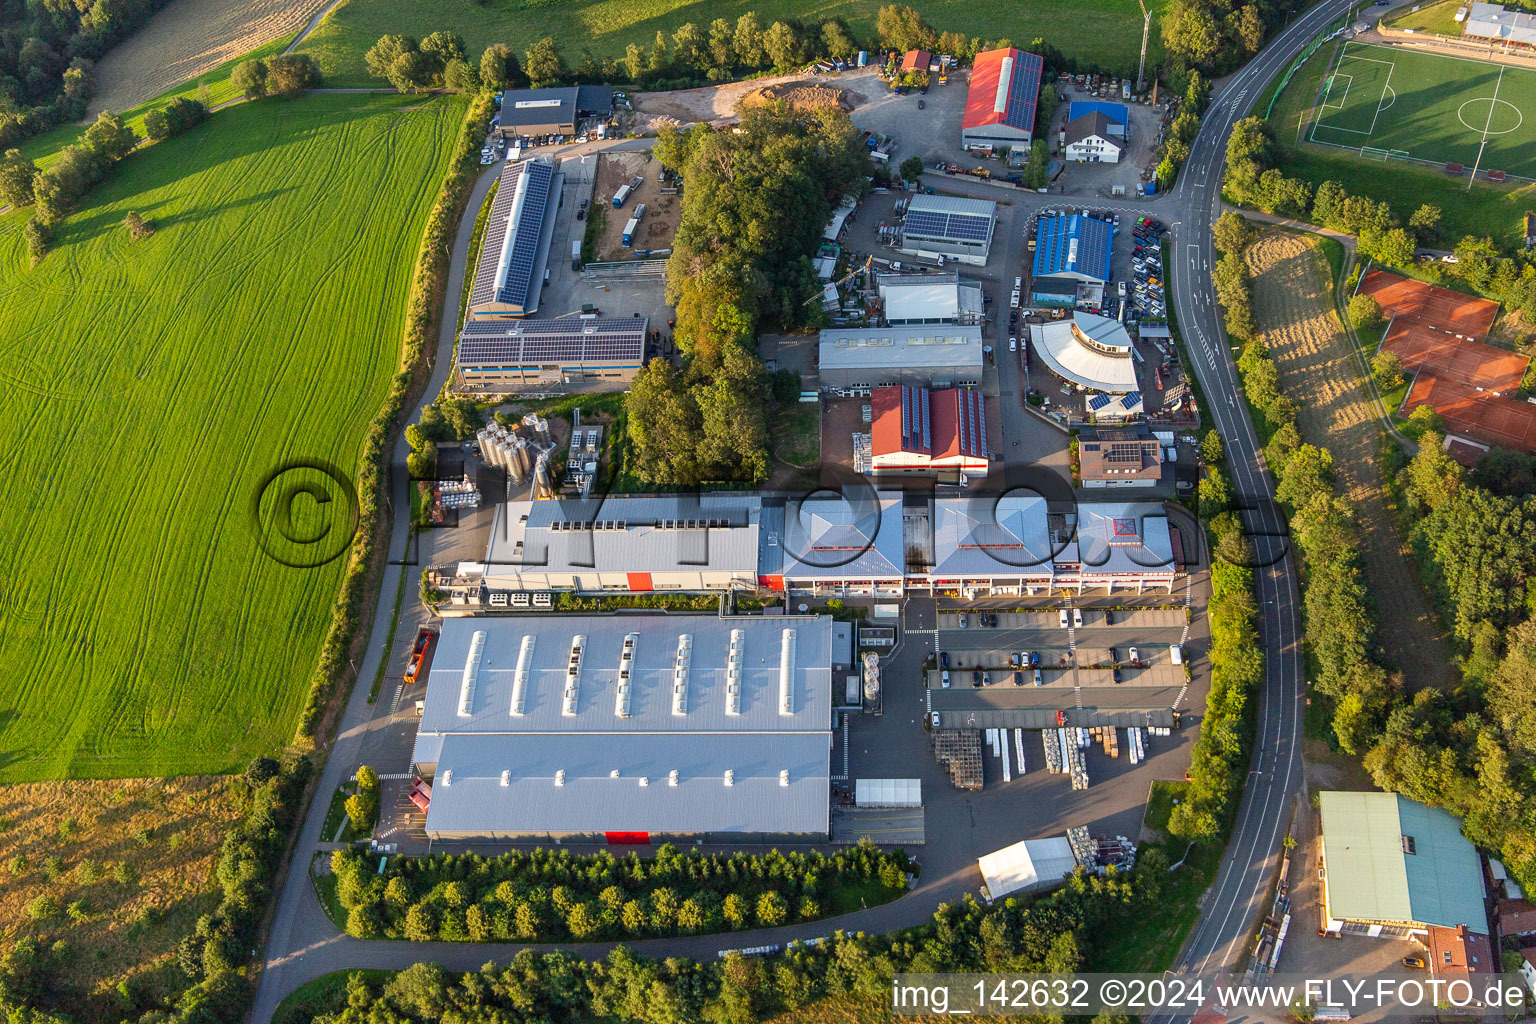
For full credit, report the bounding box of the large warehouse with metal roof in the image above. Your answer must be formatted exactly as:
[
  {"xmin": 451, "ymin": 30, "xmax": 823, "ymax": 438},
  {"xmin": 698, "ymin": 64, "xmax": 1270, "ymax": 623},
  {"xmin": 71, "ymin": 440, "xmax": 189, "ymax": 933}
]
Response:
[
  {"xmin": 494, "ymin": 85, "xmax": 614, "ymax": 139},
  {"xmin": 1032, "ymin": 213, "xmax": 1115, "ymax": 283},
  {"xmin": 467, "ymin": 157, "xmax": 562, "ymax": 319},
  {"xmin": 899, "ymin": 194, "xmax": 997, "ymax": 266},
  {"xmin": 962, "ymin": 47, "xmax": 1045, "ymax": 150},
  {"xmin": 455, "ymin": 317, "xmax": 648, "ymax": 393},
  {"xmin": 412, "ymin": 614, "xmax": 845, "ymax": 841}
]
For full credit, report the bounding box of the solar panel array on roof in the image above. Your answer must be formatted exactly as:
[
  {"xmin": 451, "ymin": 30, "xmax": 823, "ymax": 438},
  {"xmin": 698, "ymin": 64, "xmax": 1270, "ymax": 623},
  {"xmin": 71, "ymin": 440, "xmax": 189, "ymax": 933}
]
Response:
[
  {"xmin": 1032, "ymin": 214, "xmax": 1114, "ymax": 283},
  {"xmin": 1104, "ymin": 444, "xmax": 1143, "ymax": 464},
  {"xmin": 497, "ymin": 160, "xmax": 554, "ymax": 307},
  {"xmin": 458, "ymin": 318, "xmax": 647, "ymax": 368},
  {"xmin": 905, "ymin": 209, "xmax": 993, "ymax": 243},
  {"xmin": 1002, "ymin": 51, "xmax": 1044, "ymax": 131},
  {"xmin": 1087, "ymin": 393, "xmax": 1113, "ymax": 411},
  {"xmin": 1120, "ymin": 391, "xmax": 1141, "ymax": 410}
]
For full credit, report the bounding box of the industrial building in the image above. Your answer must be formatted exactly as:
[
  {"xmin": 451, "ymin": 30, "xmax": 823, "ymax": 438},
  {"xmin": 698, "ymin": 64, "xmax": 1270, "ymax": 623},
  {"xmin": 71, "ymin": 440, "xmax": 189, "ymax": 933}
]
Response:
[
  {"xmin": 818, "ymin": 326, "xmax": 983, "ymax": 390},
  {"xmin": 758, "ymin": 494, "xmax": 907, "ymax": 597},
  {"xmin": 1032, "ymin": 213, "xmax": 1115, "ymax": 283},
  {"xmin": 1031, "ymin": 276, "xmax": 1082, "ymax": 309},
  {"xmin": 911, "ymin": 495, "xmax": 1176, "ymax": 595},
  {"xmin": 962, "ymin": 47, "xmax": 1045, "ymax": 151},
  {"xmin": 869, "ymin": 385, "xmax": 990, "ymax": 478},
  {"xmin": 466, "ymin": 157, "xmax": 562, "ymax": 319},
  {"xmin": 481, "ymin": 494, "xmax": 764, "ymax": 594},
  {"xmin": 899, "ymin": 195, "xmax": 997, "ymax": 266},
  {"xmin": 411, "ymin": 614, "xmax": 843, "ymax": 842},
  {"xmin": 455, "ymin": 317, "xmax": 648, "ymax": 393},
  {"xmin": 1028, "ymin": 312, "xmax": 1140, "ymax": 393},
  {"xmin": 1067, "ymin": 101, "xmax": 1129, "ymax": 135},
  {"xmin": 880, "ymin": 272, "xmax": 985, "ymax": 325},
  {"xmin": 1318, "ymin": 792, "xmax": 1493, "ymax": 972},
  {"xmin": 495, "ymin": 85, "xmax": 614, "ymax": 138},
  {"xmin": 1078, "ymin": 427, "xmax": 1163, "ymax": 487},
  {"xmin": 978, "ymin": 836, "xmax": 1080, "ymax": 899},
  {"xmin": 1462, "ymin": 2, "xmax": 1536, "ymax": 45},
  {"xmin": 1063, "ymin": 111, "xmax": 1124, "ymax": 163}
]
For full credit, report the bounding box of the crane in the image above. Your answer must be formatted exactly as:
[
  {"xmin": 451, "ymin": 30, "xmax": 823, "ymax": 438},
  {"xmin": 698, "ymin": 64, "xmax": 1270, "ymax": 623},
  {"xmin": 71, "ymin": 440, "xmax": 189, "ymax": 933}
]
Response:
[
  {"xmin": 1135, "ymin": 0, "xmax": 1152, "ymax": 93},
  {"xmin": 802, "ymin": 254, "xmax": 874, "ymax": 306}
]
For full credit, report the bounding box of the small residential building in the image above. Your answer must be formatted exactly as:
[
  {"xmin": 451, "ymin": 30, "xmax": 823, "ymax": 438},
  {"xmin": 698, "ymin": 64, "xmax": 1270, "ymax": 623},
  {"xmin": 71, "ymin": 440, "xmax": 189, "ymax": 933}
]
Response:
[
  {"xmin": 466, "ymin": 157, "xmax": 562, "ymax": 319},
  {"xmin": 496, "ymin": 85, "xmax": 614, "ymax": 138},
  {"xmin": 1033, "ymin": 213, "xmax": 1115, "ymax": 283},
  {"xmin": 1499, "ymin": 898, "xmax": 1536, "ymax": 937},
  {"xmin": 1462, "ymin": 2, "xmax": 1536, "ymax": 46},
  {"xmin": 817, "ymin": 325, "xmax": 984, "ymax": 390},
  {"xmin": 899, "ymin": 195, "xmax": 997, "ymax": 265},
  {"xmin": 1078, "ymin": 427, "xmax": 1162, "ymax": 487},
  {"xmin": 455, "ymin": 317, "xmax": 647, "ymax": 393},
  {"xmin": 759, "ymin": 494, "xmax": 907, "ymax": 597},
  {"xmin": 1064, "ymin": 111, "xmax": 1125, "ymax": 164},
  {"xmin": 900, "ymin": 49, "xmax": 932, "ymax": 73},
  {"xmin": 1426, "ymin": 924, "xmax": 1496, "ymax": 976},
  {"xmin": 1319, "ymin": 792, "xmax": 1490, "ymax": 942},
  {"xmin": 869, "ymin": 385, "xmax": 990, "ymax": 477},
  {"xmin": 1067, "ymin": 101, "xmax": 1129, "ymax": 136},
  {"xmin": 1029, "ymin": 312, "xmax": 1140, "ymax": 393},
  {"xmin": 411, "ymin": 614, "xmax": 842, "ymax": 842},
  {"xmin": 962, "ymin": 47, "xmax": 1045, "ymax": 151},
  {"xmin": 481, "ymin": 494, "xmax": 764, "ymax": 595},
  {"xmin": 1520, "ymin": 949, "xmax": 1536, "ymax": 999}
]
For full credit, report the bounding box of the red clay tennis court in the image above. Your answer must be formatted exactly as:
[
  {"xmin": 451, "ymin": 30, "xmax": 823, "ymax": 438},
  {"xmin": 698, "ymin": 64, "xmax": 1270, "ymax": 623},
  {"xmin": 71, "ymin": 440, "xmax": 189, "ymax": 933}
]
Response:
[
  {"xmin": 1358, "ymin": 270, "xmax": 1522, "ymax": 391},
  {"xmin": 1405, "ymin": 375, "xmax": 1536, "ymax": 452}
]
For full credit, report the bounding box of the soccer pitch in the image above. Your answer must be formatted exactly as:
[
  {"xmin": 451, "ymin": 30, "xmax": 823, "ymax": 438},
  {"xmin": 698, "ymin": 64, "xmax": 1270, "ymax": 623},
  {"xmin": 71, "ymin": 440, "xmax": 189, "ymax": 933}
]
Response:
[{"xmin": 1307, "ymin": 42, "xmax": 1536, "ymax": 177}]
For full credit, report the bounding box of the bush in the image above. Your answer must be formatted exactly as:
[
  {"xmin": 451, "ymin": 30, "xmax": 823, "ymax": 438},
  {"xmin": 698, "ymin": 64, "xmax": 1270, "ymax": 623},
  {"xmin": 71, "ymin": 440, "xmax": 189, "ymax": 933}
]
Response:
[
  {"xmin": 1371, "ymin": 350, "xmax": 1404, "ymax": 392},
  {"xmin": 232, "ymin": 60, "xmax": 268, "ymax": 100},
  {"xmin": 23, "ymin": 217, "xmax": 50, "ymax": 264},
  {"xmin": 123, "ymin": 210, "xmax": 154, "ymax": 241},
  {"xmin": 26, "ymin": 895, "xmax": 58, "ymax": 921},
  {"xmin": 1348, "ymin": 293, "xmax": 1383, "ymax": 332}
]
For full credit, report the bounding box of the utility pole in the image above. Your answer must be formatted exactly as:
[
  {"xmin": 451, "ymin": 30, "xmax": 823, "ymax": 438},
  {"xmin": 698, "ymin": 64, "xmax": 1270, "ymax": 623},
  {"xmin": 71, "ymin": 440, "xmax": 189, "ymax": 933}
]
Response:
[{"xmin": 1136, "ymin": 0, "xmax": 1152, "ymax": 93}]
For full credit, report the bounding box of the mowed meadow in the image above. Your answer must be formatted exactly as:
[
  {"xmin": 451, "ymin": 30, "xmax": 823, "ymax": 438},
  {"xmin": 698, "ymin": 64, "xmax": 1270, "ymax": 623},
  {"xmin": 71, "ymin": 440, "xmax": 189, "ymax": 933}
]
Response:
[
  {"xmin": 295, "ymin": 0, "xmax": 1167, "ymax": 87},
  {"xmin": 0, "ymin": 92, "xmax": 466, "ymax": 781}
]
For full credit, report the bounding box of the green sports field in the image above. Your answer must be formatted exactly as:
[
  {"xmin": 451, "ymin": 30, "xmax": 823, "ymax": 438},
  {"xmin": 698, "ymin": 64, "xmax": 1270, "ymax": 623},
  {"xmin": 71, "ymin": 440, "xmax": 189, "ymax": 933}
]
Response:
[
  {"xmin": 1307, "ymin": 42, "xmax": 1536, "ymax": 176},
  {"xmin": 294, "ymin": 0, "xmax": 1167, "ymax": 87},
  {"xmin": 0, "ymin": 92, "xmax": 464, "ymax": 781}
]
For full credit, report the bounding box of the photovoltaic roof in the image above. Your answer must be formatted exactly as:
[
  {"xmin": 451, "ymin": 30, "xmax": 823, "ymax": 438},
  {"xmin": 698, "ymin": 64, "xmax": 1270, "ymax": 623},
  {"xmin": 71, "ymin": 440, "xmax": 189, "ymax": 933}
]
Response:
[
  {"xmin": 1032, "ymin": 214, "xmax": 1114, "ymax": 282},
  {"xmin": 903, "ymin": 195, "xmax": 995, "ymax": 245},
  {"xmin": 468, "ymin": 159, "xmax": 558, "ymax": 315},
  {"xmin": 964, "ymin": 48, "xmax": 1045, "ymax": 133},
  {"xmin": 458, "ymin": 317, "xmax": 647, "ymax": 368}
]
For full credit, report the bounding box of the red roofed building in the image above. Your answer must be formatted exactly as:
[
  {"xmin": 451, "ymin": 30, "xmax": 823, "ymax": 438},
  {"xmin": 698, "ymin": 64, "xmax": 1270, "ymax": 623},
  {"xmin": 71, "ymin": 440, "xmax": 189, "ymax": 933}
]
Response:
[
  {"xmin": 962, "ymin": 47, "xmax": 1045, "ymax": 151},
  {"xmin": 1425, "ymin": 924, "xmax": 1495, "ymax": 976},
  {"xmin": 870, "ymin": 385, "xmax": 989, "ymax": 477},
  {"xmin": 1500, "ymin": 898, "xmax": 1536, "ymax": 937},
  {"xmin": 900, "ymin": 49, "xmax": 932, "ymax": 73}
]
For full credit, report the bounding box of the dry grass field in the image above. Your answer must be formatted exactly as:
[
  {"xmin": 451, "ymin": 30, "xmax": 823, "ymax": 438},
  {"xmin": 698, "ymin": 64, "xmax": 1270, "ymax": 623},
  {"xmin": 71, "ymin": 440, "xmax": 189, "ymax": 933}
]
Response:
[
  {"xmin": 1245, "ymin": 231, "xmax": 1458, "ymax": 692},
  {"xmin": 0, "ymin": 777, "xmax": 239, "ymax": 1021},
  {"xmin": 89, "ymin": 0, "xmax": 330, "ymax": 115}
]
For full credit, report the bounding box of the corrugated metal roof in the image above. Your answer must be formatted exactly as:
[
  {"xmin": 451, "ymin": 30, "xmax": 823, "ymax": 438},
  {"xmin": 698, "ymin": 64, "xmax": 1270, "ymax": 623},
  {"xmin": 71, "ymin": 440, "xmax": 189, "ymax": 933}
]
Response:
[
  {"xmin": 906, "ymin": 194, "xmax": 998, "ymax": 218},
  {"xmin": 765, "ymin": 496, "xmax": 906, "ymax": 580},
  {"xmin": 483, "ymin": 495, "xmax": 762, "ymax": 580},
  {"xmin": 425, "ymin": 730, "xmax": 829, "ymax": 835},
  {"xmin": 930, "ymin": 494, "xmax": 1056, "ymax": 576},
  {"xmin": 457, "ymin": 317, "xmax": 646, "ymax": 368},
  {"xmin": 1068, "ymin": 100, "xmax": 1129, "ymax": 125},
  {"xmin": 1028, "ymin": 316, "xmax": 1139, "ymax": 392},
  {"xmin": 1074, "ymin": 503, "xmax": 1171, "ymax": 571},
  {"xmin": 1320, "ymin": 792, "xmax": 1486, "ymax": 930},
  {"xmin": 818, "ymin": 326, "xmax": 983, "ymax": 370},
  {"xmin": 1032, "ymin": 214, "xmax": 1114, "ymax": 282},
  {"xmin": 1464, "ymin": 2, "xmax": 1536, "ymax": 44},
  {"xmin": 964, "ymin": 48, "xmax": 1044, "ymax": 133}
]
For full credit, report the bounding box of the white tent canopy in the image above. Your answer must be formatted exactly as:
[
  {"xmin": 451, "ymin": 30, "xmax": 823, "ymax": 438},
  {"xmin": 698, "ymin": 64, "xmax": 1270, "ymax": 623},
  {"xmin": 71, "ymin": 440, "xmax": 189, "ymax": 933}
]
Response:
[
  {"xmin": 855, "ymin": 778, "xmax": 922, "ymax": 808},
  {"xmin": 978, "ymin": 836, "xmax": 1079, "ymax": 899}
]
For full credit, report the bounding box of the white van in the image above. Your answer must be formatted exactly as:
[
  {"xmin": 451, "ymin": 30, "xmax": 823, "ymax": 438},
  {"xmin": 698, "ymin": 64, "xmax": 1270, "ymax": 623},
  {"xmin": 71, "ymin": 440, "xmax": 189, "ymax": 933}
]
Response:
[{"xmin": 1170, "ymin": 644, "xmax": 1183, "ymax": 666}]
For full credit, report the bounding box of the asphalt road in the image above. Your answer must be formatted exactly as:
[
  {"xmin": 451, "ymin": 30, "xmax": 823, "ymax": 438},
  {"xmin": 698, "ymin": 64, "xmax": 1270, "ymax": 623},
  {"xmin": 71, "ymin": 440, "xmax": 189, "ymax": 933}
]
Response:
[{"xmin": 251, "ymin": 4, "xmax": 1357, "ymax": 1012}]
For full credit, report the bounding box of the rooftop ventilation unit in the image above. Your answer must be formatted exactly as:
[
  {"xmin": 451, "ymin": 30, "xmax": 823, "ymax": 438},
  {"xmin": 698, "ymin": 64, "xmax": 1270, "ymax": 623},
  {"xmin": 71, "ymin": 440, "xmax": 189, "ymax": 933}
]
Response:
[
  {"xmin": 442, "ymin": 770, "xmax": 453, "ymax": 787},
  {"xmin": 779, "ymin": 628, "xmax": 797, "ymax": 716},
  {"xmin": 554, "ymin": 769, "xmax": 565, "ymax": 786},
  {"xmin": 672, "ymin": 633, "xmax": 693, "ymax": 716},
  {"xmin": 668, "ymin": 769, "xmax": 679, "ymax": 787},
  {"xmin": 510, "ymin": 633, "xmax": 536, "ymax": 716},
  {"xmin": 723, "ymin": 769, "xmax": 734, "ymax": 787},
  {"xmin": 726, "ymin": 629, "xmax": 746, "ymax": 716},
  {"xmin": 562, "ymin": 634, "xmax": 585, "ymax": 716},
  {"xmin": 615, "ymin": 632, "xmax": 638, "ymax": 717},
  {"xmin": 609, "ymin": 769, "xmax": 620, "ymax": 778},
  {"xmin": 458, "ymin": 630, "xmax": 487, "ymax": 717},
  {"xmin": 994, "ymin": 57, "xmax": 1015, "ymax": 113},
  {"xmin": 779, "ymin": 769, "xmax": 790, "ymax": 787},
  {"xmin": 638, "ymin": 776, "xmax": 648, "ymax": 787},
  {"xmin": 500, "ymin": 769, "xmax": 510, "ymax": 787}
]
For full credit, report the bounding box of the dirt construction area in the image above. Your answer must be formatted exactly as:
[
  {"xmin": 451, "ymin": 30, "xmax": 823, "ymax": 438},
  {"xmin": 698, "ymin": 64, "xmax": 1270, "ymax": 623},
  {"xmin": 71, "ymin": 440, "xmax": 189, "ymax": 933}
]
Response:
[
  {"xmin": 633, "ymin": 70, "xmax": 869, "ymax": 128},
  {"xmin": 591, "ymin": 151, "xmax": 680, "ymax": 260},
  {"xmin": 88, "ymin": 0, "xmax": 329, "ymax": 115},
  {"xmin": 1246, "ymin": 232, "xmax": 1458, "ymax": 693}
]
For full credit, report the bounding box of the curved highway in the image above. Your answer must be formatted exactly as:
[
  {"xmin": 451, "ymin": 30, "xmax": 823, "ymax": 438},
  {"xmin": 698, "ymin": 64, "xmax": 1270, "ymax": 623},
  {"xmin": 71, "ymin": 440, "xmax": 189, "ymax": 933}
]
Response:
[{"xmin": 252, "ymin": 5, "xmax": 1357, "ymax": 1015}]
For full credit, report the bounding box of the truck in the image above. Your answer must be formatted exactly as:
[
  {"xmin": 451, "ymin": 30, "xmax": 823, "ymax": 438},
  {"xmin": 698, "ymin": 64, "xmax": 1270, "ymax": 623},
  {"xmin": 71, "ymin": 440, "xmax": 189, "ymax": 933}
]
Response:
[
  {"xmin": 612, "ymin": 183, "xmax": 632, "ymax": 208},
  {"xmin": 570, "ymin": 239, "xmax": 582, "ymax": 270},
  {"xmin": 403, "ymin": 628, "xmax": 435, "ymax": 684},
  {"xmin": 633, "ymin": 202, "xmax": 647, "ymax": 221},
  {"xmin": 622, "ymin": 218, "xmax": 639, "ymax": 246}
]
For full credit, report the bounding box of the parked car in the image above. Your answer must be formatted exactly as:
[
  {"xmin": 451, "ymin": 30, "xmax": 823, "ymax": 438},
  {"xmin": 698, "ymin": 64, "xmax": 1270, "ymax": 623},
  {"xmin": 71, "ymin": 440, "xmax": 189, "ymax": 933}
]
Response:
[
  {"xmin": 1030, "ymin": 651, "xmax": 1040, "ymax": 667},
  {"xmin": 1112, "ymin": 667, "xmax": 1122, "ymax": 683},
  {"xmin": 940, "ymin": 651, "xmax": 950, "ymax": 668},
  {"xmin": 1013, "ymin": 671, "xmax": 1024, "ymax": 686},
  {"xmin": 1104, "ymin": 609, "xmax": 1114, "ymax": 625},
  {"xmin": 1033, "ymin": 669, "xmax": 1044, "ymax": 686},
  {"xmin": 1109, "ymin": 646, "xmax": 1119, "ymax": 663},
  {"xmin": 1129, "ymin": 646, "xmax": 1141, "ymax": 665},
  {"xmin": 1402, "ymin": 956, "xmax": 1425, "ymax": 969},
  {"xmin": 931, "ymin": 712, "xmax": 942, "ymax": 728},
  {"xmin": 972, "ymin": 669, "xmax": 983, "ymax": 687},
  {"xmin": 1011, "ymin": 652, "xmax": 1022, "ymax": 667},
  {"xmin": 959, "ymin": 613, "xmax": 968, "ymax": 628},
  {"xmin": 1073, "ymin": 607, "xmax": 1083, "ymax": 628},
  {"xmin": 1059, "ymin": 609, "xmax": 1069, "ymax": 628},
  {"xmin": 941, "ymin": 670, "xmax": 951, "ymax": 688}
]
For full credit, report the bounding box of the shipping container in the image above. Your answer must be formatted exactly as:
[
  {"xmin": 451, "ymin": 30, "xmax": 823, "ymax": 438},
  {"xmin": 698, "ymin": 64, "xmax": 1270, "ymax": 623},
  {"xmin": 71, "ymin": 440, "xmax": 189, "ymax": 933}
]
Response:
[
  {"xmin": 622, "ymin": 218, "xmax": 639, "ymax": 246},
  {"xmin": 612, "ymin": 183, "xmax": 632, "ymax": 208}
]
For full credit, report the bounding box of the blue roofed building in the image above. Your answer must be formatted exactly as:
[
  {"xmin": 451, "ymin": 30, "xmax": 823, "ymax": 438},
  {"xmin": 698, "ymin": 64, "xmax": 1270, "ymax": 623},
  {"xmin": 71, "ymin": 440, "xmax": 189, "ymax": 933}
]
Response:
[
  {"xmin": 1032, "ymin": 213, "xmax": 1115, "ymax": 283},
  {"xmin": 1067, "ymin": 101, "xmax": 1129, "ymax": 136}
]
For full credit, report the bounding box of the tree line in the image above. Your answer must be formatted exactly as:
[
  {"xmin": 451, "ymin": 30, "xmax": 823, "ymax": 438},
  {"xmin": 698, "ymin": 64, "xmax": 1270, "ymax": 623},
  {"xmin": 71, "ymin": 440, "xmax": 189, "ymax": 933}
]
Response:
[
  {"xmin": 329, "ymin": 843, "xmax": 913, "ymax": 943},
  {"xmin": 368, "ymin": 6, "xmax": 1119, "ymax": 99},
  {"xmin": 620, "ymin": 104, "xmax": 865, "ymax": 486},
  {"xmin": 1172, "ymin": 428, "xmax": 1264, "ymax": 842},
  {"xmin": 0, "ymin": 0, "xmax": 172, "ymax": 150},
  {"xmin": 1161, "ymin": 0, "xmax": 1281, "ymax": 81},
  {"xmin": 286, "ymin": 856, "xmax": 1170, "ymax": 1024},
  {"xmin": 1154, "ymin": 71, "xmax": 1209, "ymax": 191},
  {"xmin": 1223, "ymin": 117, "xmax": 1536, "ymax": 319}
]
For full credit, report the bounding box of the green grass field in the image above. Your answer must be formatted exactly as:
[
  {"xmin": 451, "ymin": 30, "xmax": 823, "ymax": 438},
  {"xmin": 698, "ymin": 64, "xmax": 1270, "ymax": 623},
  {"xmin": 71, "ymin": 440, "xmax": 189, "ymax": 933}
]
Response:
[
  {"xmin": 1264, "ymin": 39, "xmax": 1536, "ymax": 248},
  {"xmin": 293, "ymin": 0, "xmax": 1167, "ymax": 87},
  {"xmin": 1309, "ymin": 42, "xmax": 1536, "ymax": 174},
  {"xmin": 1381, "ymin": 0, "xmax": 1465, "ymax": 36},
  {"xmin": 0, "ymin": 92, "xmax": 465, "ymax": 781}
]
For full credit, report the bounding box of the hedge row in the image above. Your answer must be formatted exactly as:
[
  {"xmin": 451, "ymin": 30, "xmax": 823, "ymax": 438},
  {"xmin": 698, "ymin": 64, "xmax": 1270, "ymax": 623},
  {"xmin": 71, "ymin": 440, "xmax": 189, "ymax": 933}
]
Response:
[
  {"xmin": 328, "ymin": 844, "xmax": 913, "ymax": 942},
  {"xmin": 296, "ymin": 91, "xmax": 492, "ymax": 738}
]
